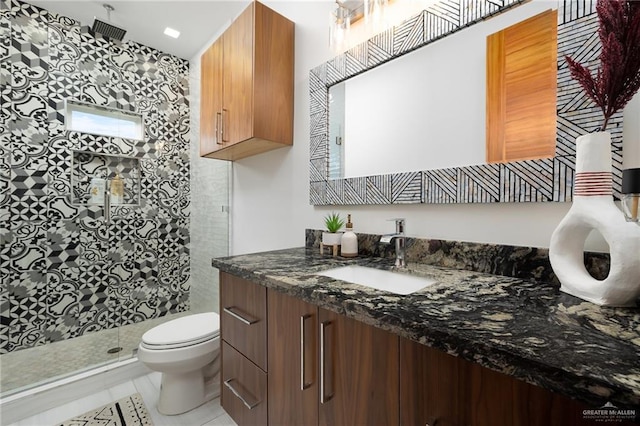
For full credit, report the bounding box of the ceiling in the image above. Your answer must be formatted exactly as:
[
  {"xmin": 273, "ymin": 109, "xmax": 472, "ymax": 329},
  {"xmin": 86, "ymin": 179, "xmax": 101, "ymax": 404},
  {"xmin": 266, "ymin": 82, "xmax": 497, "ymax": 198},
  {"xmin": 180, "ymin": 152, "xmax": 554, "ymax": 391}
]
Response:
[{"xmin": 27, "ymin": 0, "xmax": 253, "ymax": 60}]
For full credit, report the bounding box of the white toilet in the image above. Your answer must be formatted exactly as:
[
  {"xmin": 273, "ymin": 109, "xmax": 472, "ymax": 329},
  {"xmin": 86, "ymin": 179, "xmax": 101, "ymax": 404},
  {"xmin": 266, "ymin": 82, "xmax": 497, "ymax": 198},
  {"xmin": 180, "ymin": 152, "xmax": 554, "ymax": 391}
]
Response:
[{"xmin": 137, "ymin": 312, "xmax": 221, "ymax": 415}]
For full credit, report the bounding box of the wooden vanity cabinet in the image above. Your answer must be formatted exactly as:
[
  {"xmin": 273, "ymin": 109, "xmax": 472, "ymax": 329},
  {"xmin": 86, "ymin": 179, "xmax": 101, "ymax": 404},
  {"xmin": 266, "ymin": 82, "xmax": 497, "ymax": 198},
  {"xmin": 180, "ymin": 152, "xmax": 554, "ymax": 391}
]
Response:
[
  {"xmin": 220, "ymin": 272, "xmax": 268, "ymax": 424},
  {"xmin": 267, "ymin": 289, "xmax": 318, "ymax": 425},
  {"xmin": 400, "ymin": 338, "xmax": 637, "ymax": 426},
  {"xmin": 220, "ymin": 272, "xmax": 636, "ymax": 426},
  {"xmin": 267, "ymin": 288, "xmax": 400, "ymax": 426},
  {"xmin": 200, "ymin": 1, "xmax": 294, "ymax": 161},
  {"xmin": 317, "ymin": 307, "xmax": 399, "ymax": 426}
]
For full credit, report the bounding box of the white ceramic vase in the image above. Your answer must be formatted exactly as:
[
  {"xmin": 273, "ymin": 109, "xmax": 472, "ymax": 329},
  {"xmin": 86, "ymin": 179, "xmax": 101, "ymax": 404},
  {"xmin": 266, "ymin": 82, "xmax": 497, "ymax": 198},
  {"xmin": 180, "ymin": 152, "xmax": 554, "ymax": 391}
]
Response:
[{"xmin": 550, "ymin": 132, "xmax": 640, "ymax": 307}]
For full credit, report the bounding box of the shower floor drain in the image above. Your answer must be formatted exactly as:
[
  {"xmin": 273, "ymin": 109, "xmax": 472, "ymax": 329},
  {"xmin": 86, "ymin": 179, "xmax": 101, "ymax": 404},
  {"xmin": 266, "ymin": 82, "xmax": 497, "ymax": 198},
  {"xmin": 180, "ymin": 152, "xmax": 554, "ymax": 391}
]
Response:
[{"xmin": 107, "ymin": 347, "xmax": 123, "ymax": 354}]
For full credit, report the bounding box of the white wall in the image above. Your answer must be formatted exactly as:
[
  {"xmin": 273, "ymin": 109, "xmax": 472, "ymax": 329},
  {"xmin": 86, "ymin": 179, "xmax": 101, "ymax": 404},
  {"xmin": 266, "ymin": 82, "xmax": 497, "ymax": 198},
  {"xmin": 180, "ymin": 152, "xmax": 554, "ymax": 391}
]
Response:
[{"xmin": 228, "ymin": 1, "xmax": 640, "ymax": 255}]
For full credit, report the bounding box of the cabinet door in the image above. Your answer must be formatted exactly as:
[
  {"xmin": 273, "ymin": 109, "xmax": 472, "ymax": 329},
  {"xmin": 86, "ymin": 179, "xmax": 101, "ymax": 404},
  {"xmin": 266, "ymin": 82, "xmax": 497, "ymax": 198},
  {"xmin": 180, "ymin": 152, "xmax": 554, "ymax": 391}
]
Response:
[
  {"xmin": 401, "ymin": 337, "xmax": 633, "ymax": 426},
  {"xmin": 200, "ymin": 37, "xmax": 223, "ymax": 156},
  {"xmin": 221, "ymin": 341, "xmax": 268, "ymax": 426},
  {"xmin": 220, "ymin": 272, "xmax": 267, "ymax": 371},
  {"xmin": 318, "ymin": 308, "xmax": 399, "ymax": 426},
  {"xmin": 400, "ymin": 338, "xmax": 469, "ymax": 426},
  {"xmin": 268, "ymin": 289, "xmax": 318, "ymax": 426},
  {"xmin": 222, "ymin": 2, "xmax": 254, "ymax": 145}
]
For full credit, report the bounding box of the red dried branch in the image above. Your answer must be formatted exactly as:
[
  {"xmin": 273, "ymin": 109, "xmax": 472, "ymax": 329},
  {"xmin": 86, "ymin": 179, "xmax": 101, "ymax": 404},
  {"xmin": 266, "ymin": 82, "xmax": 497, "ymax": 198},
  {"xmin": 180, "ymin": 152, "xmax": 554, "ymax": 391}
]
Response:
[{"xmin": 565, "ymin": 0, "xmax": 640, "ymax": 131}]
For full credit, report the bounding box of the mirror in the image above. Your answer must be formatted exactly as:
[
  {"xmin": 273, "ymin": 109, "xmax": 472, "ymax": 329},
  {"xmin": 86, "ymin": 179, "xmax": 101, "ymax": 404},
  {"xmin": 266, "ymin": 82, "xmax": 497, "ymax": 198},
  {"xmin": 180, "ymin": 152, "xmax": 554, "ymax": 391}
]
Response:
[{"xmin": 311, "ymin": 0, "xmax": 625, "ymax": 205}]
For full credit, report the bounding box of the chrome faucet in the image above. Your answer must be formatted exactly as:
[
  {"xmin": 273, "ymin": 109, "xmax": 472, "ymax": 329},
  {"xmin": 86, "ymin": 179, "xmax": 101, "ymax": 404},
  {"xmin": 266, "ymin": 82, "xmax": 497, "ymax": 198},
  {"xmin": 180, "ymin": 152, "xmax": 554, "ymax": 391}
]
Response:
[{"xmin": 380, "ymin": 218, "xmax": 406, "ymax": 268}]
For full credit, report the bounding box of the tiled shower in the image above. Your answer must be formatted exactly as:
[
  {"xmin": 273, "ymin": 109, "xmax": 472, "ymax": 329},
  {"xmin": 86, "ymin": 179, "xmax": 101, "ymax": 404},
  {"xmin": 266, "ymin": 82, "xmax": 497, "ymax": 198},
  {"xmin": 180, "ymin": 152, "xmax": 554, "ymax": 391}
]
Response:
[{"xmin": 0, "ymin": 0, "xmax": 222, "ymax": 395}]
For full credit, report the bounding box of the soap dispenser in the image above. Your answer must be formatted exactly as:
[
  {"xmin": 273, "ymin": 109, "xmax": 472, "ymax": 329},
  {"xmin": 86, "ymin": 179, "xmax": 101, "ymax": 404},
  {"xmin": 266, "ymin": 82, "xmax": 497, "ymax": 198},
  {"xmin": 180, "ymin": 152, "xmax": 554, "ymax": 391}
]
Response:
[{"xmin": 341, "ymin": 214, "xmax": 358, "ymax": 257}]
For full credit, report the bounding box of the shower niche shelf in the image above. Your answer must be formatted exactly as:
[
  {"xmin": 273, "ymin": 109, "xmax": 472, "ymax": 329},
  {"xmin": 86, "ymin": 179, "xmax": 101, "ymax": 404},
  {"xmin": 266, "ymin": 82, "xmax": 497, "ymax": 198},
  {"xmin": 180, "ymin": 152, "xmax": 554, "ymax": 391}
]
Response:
[{"xmin": 71, "ymin": 150, "xmax": 141, "ymax": 207}]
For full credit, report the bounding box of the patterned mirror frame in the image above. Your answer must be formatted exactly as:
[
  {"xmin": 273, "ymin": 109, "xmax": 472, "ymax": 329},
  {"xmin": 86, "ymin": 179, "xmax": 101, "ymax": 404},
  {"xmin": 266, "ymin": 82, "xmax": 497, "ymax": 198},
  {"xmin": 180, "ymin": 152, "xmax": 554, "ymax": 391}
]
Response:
[{"xmin": 309, "ymin": 0, "xmax": 623, "ymax": 205}]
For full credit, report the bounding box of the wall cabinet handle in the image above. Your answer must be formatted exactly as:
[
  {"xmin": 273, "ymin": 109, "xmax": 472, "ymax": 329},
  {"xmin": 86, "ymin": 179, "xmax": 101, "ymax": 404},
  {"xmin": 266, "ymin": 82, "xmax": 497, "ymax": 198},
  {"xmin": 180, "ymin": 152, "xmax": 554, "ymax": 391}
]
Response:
[
  {"xmin": 224, "ymin": 378, "xmax": 260, "ymax": 410},
  {"xmin": 223, "ymin": 306, "xmax": 258, "ymax": 325},
  {"xmin": 215, "ymin": 112, "xmax": 222, "ymax": 145},
  {"xmin": 103, "ymin": 179, "xmax": 111, "ymax": 225},
  {"xmin": 320, "ymin": 320, "xmax": 333, "ymax": 404},
  {"xmin": 221, "ymin": 108, "xmax": 228, "ymax": 142},
  {"xmin": 300, "ymin": 314, "xmax": 312, "ymax": 390}
]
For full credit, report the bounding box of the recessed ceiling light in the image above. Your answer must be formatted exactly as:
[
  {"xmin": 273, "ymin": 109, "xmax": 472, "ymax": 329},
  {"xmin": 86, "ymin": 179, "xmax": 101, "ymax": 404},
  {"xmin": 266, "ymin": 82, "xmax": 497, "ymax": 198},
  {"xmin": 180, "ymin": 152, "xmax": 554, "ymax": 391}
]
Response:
[{"xmin": 164, "ymin": 27, "xmax": 180, "ymax": 38}]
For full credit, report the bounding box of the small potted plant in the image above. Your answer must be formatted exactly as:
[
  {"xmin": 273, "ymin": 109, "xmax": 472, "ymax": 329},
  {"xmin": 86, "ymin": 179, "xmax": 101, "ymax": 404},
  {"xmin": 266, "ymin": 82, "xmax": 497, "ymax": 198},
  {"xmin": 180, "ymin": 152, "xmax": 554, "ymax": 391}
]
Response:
[{"xmin": 322, "ymin": 212, "xmax": 344, "ymax": 246}]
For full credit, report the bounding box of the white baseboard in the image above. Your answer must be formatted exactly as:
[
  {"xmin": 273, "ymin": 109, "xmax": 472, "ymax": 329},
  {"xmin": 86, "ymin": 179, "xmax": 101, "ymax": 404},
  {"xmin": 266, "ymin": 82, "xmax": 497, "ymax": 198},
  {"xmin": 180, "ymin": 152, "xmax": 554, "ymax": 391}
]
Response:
[{"xmin": 1, "ymin": 358, "xmax": 152, "ymax": 426}]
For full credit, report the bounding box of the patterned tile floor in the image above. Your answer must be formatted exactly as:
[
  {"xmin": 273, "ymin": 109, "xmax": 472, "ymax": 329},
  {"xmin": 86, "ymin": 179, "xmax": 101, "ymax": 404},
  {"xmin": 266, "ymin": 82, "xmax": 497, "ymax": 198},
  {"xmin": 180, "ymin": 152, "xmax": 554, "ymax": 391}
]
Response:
[{"xmin": 1, "ymin": 312, "xmax": 191, "ymax": 396}]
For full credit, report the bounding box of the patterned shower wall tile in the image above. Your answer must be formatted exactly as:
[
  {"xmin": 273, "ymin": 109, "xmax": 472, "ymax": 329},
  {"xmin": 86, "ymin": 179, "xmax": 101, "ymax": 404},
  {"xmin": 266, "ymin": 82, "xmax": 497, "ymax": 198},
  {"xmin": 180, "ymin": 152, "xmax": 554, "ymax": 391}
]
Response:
[
  {"xmin": 47, "ymin": 219, "xmax": 81, "ymax": 267},
  {"xmin": 48, "ymin": 72, "xmax": 80, "ymax": 120},
  {"xmin": 48, "ymin": 15, "xmax": 80, "ymax": 76},
  {"xmin": 0, "ymin": 83, "xmax": 10, "ymax": 121},
  {"xmin": 0, "ymin": 285, "xmax": 8, "ymax": 352},
  {"xmin": 79, "ymin": 79, "xmax": 114, "ymax": 107},
  {"xmin": 177, "ymin": 254, "xmax": 189, "ymax": 293},
  {"xmin": 74, "ymin": 302, "xmax": 112, "ymax": 335},
  {"xmin": 9, "ymin": 193, "xmax": 48, "ymax": 222},
  {"xmin": 115, "ymin": 217, "xmax": 158, "ymax": 241},
  {"xmin": 116, "ymin": 278, "xmax": 161, "ymax": 326},
  {"xmin": 47, "ymin": 150, "xmax": 72, "ymax": 197},
  {"xmin": 10, "ymin": 166, "xmax": 46, "ymax": 197},
  {"xmin": 8, "ymin": 322, "xmax": 46, "ymax": 352},
  {"xmin": 156, "ymin": 179, "xmax": 187, "ymax": 220},
  {"xmin": 10, "ymin": 54, "xmax": 48, "ymax": 94},
  {"xmin": 7, "ymin": 221, "xmax": 49, "ymax": 270},
  {"xmin": 77, "ymin": 215, "xmax": 109, "ymax": 264},
  {"xmin": 11, "ymin": 0, "xmax": 47, "ymax": 21},
  {"xmin": 155, "ymin": 286, "xmax": 188, "ymax": 316},
  {"xmin": 0, "ymin": 129, "xmax": 10, "ymax": 180},
  {"xmin": 4, "ymin": 0, "xmax": 191, "ymax": 353},
  {"xmin": 7, "ymin": 268, "xmax": 48, "ymax": 331},
  {"xmin": 12, "ymin": 90, "xmax": 48, "ymax": 122},
  {"xmin": 157, "ymin": 255, "xmax": 180, "ymax": 288},
  {"xmin": 10, "ymin": 143, "xmax": 48, "ymax": 180},
  {"xmin": 10, "ymin": 115, "xmax": 48, "ymax": 150},
  {"xmin": 0, "ymin": 30, "xmax": 11, "ymax": 87}
]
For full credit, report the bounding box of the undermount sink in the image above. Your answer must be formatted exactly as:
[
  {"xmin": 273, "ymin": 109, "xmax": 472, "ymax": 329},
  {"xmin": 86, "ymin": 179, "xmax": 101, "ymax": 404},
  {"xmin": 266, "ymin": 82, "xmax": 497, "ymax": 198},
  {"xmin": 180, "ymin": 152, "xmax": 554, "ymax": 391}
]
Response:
[{"xmin": 316, "ymin": 265, "xmax": 437, "ymax": 295}]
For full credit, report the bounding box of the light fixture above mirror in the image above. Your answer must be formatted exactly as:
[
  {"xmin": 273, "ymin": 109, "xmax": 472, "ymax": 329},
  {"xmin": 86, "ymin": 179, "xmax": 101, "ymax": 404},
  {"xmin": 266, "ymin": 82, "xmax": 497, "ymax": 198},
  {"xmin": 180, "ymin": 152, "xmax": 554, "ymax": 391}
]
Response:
[{"xmin": 329, "ymin": 0, "xmax": 437, "ymax": 52}]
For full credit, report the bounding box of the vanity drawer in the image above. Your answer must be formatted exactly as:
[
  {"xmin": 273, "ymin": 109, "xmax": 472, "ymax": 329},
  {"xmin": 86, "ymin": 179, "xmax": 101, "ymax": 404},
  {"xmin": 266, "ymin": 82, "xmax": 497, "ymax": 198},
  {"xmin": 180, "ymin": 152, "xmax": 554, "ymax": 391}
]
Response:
[
  {"xmin": 221, "ymin": 341, "xmax": 268, "ymax": 426},
  {"xmin": 220, "ymin": 272, "xmax": 267, "ymax": 370}
]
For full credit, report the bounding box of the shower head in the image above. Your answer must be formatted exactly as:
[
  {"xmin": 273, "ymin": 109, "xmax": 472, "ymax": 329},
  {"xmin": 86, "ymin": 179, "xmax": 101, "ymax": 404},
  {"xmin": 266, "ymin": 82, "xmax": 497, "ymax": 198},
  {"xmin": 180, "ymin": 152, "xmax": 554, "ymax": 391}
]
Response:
[{"xmin": 92, "ymin": 4, "xmax": 127, "ymax": 41}]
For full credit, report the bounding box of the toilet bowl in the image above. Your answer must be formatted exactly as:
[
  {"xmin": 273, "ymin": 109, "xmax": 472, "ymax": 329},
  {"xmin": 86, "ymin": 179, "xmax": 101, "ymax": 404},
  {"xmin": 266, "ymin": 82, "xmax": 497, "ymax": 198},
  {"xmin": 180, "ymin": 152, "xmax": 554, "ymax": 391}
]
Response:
[{"xmin": 137, "ymin": 312, "xmax": 221, "ymax": 415}]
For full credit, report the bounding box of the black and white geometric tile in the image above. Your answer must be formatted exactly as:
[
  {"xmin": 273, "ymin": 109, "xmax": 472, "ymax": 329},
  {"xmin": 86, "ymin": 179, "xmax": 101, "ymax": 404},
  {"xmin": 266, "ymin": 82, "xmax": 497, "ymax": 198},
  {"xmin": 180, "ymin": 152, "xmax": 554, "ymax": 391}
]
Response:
[
  {"xmin": 2, "ymin": 0, "xmax": 191, "ymax": 354},
  {"xmin": 309, "ymin": 0, "xmax": 623, "ymax": 205}
]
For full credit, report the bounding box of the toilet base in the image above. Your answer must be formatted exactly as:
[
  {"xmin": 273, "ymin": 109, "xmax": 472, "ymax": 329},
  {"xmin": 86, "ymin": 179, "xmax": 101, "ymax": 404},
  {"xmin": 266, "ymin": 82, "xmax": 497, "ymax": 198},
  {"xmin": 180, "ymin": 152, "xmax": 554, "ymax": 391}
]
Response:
[{"xmin": 158, "ymin": 370, "xmax": 206, "ymax": 415}]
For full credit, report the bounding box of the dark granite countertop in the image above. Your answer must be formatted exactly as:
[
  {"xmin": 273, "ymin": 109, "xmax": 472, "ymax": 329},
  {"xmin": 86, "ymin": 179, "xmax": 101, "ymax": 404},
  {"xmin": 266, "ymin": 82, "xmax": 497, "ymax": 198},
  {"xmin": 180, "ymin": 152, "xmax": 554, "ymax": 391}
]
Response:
[{"xmin": 211, "ymin": 247, "xmax": 640, "ymax": 410}]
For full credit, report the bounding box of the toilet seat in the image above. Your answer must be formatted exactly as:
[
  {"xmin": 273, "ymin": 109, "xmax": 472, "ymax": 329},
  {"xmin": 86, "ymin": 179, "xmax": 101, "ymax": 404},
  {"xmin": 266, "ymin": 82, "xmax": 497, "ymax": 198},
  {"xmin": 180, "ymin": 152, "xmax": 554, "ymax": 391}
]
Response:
[{"xmin": 141, "ymin": 312, "xmax": 220, "ymax": 350}]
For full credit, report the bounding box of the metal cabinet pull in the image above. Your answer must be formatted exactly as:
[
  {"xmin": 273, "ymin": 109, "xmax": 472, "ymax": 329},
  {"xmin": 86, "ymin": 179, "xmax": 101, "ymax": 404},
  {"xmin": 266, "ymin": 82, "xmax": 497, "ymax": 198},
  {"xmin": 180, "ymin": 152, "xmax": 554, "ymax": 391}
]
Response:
[
  {"xmin": 224, "ymin": 378, "xmax": 260, "ymax": 410},
  {"xmin": 215, "ymin": 112, "xmax": 222, "ymax": 145},
  {"xmin": 223, "ymin": 306, "xmax": 258, "ymax": 325},
  {"xmin": 103, "ymin": 179, "xmax": 111, "ymax": 225},
  {"xmin": 300, "ymin": 314, "xmax": 312, "ymax": 390},
  {"xmin": 221, "ymin": 108, "xmax": 228, "ymax": 142},
  {"xmin": 320, "ymin": 320, "xmax": 333, "ymax": 404}
]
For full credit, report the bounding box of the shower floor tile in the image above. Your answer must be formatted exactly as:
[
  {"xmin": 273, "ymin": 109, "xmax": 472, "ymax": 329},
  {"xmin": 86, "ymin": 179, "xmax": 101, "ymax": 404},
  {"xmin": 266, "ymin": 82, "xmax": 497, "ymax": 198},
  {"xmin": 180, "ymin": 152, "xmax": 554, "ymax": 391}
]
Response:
[{"xmin": 0, "ymin": 312, "xmax": 191, "ymax": 395}]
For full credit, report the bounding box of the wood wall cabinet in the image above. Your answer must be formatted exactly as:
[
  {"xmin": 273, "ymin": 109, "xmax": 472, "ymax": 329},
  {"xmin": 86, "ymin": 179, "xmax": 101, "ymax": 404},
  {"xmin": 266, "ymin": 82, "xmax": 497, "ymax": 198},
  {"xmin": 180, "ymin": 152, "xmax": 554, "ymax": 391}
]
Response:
[{"xmin": 200, "ymin": 1, "xmax": 294, "ymax": 161}]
